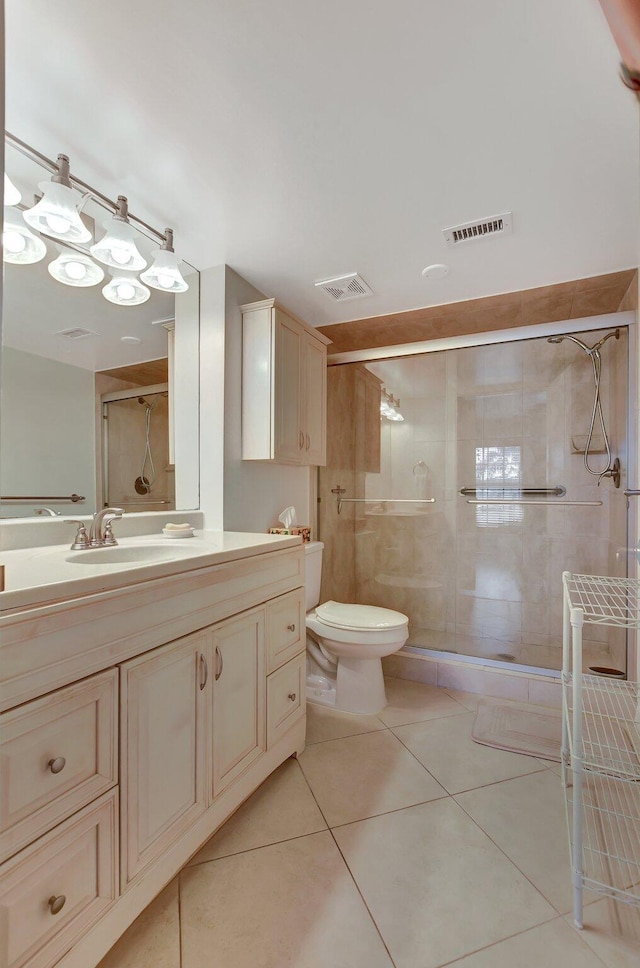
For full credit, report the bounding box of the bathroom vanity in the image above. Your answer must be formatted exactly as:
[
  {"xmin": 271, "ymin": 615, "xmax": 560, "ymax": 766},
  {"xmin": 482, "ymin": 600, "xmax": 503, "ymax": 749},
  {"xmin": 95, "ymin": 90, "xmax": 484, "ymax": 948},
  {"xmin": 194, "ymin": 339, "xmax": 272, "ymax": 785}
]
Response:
[{"xmin": 0, "ymin": 532, "xmax": 306, "ymax": 968}]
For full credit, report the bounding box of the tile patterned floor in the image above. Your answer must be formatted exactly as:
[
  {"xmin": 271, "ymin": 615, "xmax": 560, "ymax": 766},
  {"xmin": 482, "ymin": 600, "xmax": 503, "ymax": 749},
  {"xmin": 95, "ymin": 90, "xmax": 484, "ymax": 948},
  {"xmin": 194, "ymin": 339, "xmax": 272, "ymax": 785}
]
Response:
[{"xmin": 98, "ymin": 678, "xmax": 640, "ymax": 968}]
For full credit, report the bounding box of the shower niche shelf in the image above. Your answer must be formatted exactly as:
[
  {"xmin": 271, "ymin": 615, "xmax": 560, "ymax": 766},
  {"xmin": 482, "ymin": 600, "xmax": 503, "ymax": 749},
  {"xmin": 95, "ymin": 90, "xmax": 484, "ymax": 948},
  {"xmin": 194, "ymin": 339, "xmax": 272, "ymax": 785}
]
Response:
[{"xmin": 561, "ymin": 571, "xmax": 640, "ymax": 929}]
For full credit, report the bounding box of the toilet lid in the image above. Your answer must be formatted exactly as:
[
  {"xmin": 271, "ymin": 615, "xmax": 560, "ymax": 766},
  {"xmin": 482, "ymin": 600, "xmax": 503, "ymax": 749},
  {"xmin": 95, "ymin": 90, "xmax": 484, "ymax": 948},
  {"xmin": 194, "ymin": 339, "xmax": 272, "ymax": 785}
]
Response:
[{"xmin": 315, "ymin": 601, "xmax": 409, "ymax": 631}]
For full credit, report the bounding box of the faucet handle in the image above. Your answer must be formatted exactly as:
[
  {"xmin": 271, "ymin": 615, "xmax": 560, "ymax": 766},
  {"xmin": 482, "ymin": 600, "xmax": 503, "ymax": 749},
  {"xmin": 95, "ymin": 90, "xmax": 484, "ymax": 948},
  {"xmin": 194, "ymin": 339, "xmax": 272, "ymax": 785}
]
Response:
[
  {"xmin": 65, "ymin": 520, "xmax": 91, "ymax": 550},
  {"xmin": 102, "ymin": 521, "xmax": 118, "ymax": 546}
]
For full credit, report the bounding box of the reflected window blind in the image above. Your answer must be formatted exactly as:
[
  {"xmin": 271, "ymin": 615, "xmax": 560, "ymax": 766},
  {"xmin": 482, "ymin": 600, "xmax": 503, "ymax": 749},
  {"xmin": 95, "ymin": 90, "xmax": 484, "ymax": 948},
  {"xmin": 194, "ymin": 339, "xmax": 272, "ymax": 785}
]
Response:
[{"xmin": 474, "ymin": 445, "xmax": 523, "ymax": 527}]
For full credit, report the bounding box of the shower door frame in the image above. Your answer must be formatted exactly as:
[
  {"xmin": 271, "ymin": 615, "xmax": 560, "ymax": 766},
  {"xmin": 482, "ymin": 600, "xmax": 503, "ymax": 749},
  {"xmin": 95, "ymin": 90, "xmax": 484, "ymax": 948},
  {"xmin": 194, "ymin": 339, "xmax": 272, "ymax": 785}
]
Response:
[
  {"xmin": 325, "ymin": 309, "xmax": 638, "ymax": 681},
  {"xmin": 100, "ymin": 382, "xmax": 170, "ymax": 511}
]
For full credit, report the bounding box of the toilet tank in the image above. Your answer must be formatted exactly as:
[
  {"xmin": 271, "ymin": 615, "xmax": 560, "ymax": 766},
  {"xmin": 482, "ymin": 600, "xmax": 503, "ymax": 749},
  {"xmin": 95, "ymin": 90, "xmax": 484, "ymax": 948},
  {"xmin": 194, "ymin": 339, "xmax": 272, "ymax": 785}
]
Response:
[{"xmin": 304, "ymin": 541, "xmax": 324, "ymax": 611}]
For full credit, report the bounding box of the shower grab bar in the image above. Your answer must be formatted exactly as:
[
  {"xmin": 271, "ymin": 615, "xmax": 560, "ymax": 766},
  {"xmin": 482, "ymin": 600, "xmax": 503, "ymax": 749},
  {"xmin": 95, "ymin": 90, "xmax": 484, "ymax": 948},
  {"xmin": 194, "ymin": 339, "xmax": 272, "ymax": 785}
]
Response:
[
  {"xmin": 335, "ymin": 497, "xmax": 436, "ymax": 515},
  {"xmin": 466, "ymin": 499, "xmax": 602, "ymax": 507},
  {"xmin": 459, "ymin": 486, "xmax": 566, "ymax": 497},
  {"xmin": 118, "ymin": 499, "xmax": 173, "ymax": 506},
  {"xmin": 1, "ymin": 493, "xmax": 85, "ymax": 503},
  {"xmin": 624, "ymin": 490, "xmax": 640, "ymax": 496}
]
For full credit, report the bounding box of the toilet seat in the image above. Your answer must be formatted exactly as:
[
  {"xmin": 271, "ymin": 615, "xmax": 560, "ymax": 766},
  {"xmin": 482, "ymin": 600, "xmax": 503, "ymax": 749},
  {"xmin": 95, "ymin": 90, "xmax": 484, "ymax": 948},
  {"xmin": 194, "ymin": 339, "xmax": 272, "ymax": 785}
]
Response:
[{"xmin": 315, "ymin": 601, "xmax": 408, "ymax": 632}]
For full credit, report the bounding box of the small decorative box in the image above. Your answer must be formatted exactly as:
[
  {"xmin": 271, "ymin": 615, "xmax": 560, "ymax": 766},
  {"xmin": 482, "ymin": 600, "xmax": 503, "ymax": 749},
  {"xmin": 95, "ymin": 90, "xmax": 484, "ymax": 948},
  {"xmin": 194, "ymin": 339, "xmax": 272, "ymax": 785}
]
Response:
[{"xmin": 268, "ymin": 526, "xmax": 312, "ymax": 542}]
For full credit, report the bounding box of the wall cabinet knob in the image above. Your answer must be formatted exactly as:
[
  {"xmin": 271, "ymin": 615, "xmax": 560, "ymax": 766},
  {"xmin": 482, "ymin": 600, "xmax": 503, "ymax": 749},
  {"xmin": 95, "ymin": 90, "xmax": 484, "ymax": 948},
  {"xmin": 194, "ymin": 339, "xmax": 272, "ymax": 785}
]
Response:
[
  {"xmin": 48, "ymin": 757, "xmax": 66, "ymax": 775},
  {"xmin": 48, "ymin": 895, "xmax": 66, "ymax": 915},
  {"xmin": 287, "ymin": 623, "xmax": 296, "ymax": 632},
  {"xmin": 288, "ymin": 692, "xmax": 297, "ymax": 702}
]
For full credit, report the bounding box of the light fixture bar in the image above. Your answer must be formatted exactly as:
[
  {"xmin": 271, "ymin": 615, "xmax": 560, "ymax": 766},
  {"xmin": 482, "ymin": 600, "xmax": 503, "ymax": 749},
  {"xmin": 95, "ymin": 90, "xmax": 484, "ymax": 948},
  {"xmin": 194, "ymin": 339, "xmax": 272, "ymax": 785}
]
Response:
[{"xmin": 5, "ymin": 130, "xmax": 169, "ymax": 247}]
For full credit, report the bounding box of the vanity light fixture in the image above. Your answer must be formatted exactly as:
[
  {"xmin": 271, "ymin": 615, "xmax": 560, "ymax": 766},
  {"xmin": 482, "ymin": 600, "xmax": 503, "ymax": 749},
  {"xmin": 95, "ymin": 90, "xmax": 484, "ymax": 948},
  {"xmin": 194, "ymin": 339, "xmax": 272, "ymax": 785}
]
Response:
[
  {"xmin": 103, "ymin": 269, "xmax": 151, "ymax": 307},
  {"xmin": 4, "ymin": 173, "xmax": 21, "ymax": 206},
  {"xmin": 23, "ymin": 154, "xmax": 92, "ymax": 243},
  {"xmin": 91, "ymin": 196, "xmax": 147, "ymax": 271},
  {"xmin": 48, "ymin": 250, "xmax": 105, "ymax": 287},
  {"xmin": 140, "ymin": 228, "xmax": 189, "ymax": 292},
  {"xmin": 2, "ymin": 207, "xmax": 47, "ymax": 264}
]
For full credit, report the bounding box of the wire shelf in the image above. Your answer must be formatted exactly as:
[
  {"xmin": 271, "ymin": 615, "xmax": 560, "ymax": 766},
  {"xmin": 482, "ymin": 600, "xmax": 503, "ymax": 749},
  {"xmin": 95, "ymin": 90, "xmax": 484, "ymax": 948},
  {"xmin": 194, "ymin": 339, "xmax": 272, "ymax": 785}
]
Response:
[
  {"xmin": 563, "ymin": 675, "xmax": 640, "ymax": 779},
  {"xmin": 564, "ymin": 573, "xmax": 640, "ymax": 629},
  {"xmin": 566, "ymin": 772, "xmax": 640, "ymax": 905}
]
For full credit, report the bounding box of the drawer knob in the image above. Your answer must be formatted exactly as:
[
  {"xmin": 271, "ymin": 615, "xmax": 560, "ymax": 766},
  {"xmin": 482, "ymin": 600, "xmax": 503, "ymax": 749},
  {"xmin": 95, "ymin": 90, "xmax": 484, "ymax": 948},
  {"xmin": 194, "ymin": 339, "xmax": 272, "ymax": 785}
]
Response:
[
  {"xmin": 48, "ymin": 757, "xmax": 66, "ymax": 775},
  {"xmin": 288, "ymin": 692, "xmax": 297, "ymax": 702},
  {"xmin": 48, "ymin": 895, "xmax": 66, "ymax": 915},
  {"xmin": 287, "ymin": 624, "xmax": 296, "ymax": 632}
]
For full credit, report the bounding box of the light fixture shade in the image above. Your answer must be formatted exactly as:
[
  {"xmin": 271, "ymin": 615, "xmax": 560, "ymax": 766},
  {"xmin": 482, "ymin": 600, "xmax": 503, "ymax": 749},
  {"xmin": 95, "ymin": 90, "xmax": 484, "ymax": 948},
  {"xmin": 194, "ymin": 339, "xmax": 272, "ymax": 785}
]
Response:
[
  {"xmin": 4, "ymin": 173, "xmax": 21, "ymax": 206},
  {"xmin": 23, "ymin": 180, "xmax": 92, "ymax": 243},
  {"xmin": 140, "ymin": 248, "xmax": 189, "ymax": 292},
  {"xmin": 3, "ymin": 208, "xmax": 47, "ymax": 264},
  {"xmin": 48, "ymin": 250, "xmax": 104, "ymax": 287},
  {"xmin": 91, "ymin": 218, "xmax": 147, "ymax": 271},
  {"xmin": 102, "ymin": 270, "xmax": 150, "ymax": 306}
]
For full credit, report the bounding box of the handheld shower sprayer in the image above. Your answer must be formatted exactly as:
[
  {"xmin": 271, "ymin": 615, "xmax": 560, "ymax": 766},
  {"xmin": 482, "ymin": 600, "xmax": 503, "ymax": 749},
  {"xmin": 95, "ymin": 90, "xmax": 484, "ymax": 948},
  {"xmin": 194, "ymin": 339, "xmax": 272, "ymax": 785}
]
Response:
[{"xmin": 546, "ymin": 329, "xmax": 620, "ymax": 487}]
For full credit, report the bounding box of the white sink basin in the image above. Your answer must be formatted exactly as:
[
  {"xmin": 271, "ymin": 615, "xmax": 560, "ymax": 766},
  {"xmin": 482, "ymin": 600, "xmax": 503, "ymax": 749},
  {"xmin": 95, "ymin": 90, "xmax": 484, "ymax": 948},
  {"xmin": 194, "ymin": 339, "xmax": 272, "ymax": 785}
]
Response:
[{"xmin": 65, "ymin": 544, "xmax": 194, "ymax": 565}]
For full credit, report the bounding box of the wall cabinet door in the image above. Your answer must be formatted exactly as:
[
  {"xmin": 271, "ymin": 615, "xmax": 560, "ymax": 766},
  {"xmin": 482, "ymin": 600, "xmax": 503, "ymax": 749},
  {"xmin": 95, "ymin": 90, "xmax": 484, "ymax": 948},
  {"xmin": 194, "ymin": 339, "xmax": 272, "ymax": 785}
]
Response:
[
  {"xmin": 120, "ymin": 630, "xmax": 207, "ymax": 887},
  {"xmin": 303, "ymin": 333, "xmax": 327, "ymax": 465},
  {"xmin": 210, "ymin": 609, "xmax": 266, "ymax": 800},
  {"xmin": 274, "ymin": 310, "xmax": 304, "ymax": 463}
]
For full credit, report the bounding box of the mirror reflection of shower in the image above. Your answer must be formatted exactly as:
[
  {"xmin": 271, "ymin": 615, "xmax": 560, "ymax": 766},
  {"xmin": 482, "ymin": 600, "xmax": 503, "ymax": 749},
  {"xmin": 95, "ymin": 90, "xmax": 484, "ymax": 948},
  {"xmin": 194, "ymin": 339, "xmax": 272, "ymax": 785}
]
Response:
[
  {"xmin": 546, "ymin": 328, "xmax": 620, "ymax": 487},
  {"xmin": 101, "ymin": 383, "xmax": 175, "ymax": 511},
  {"xmin": 135, "ymin": 393, "xmax": 168, "ymax": 495}
]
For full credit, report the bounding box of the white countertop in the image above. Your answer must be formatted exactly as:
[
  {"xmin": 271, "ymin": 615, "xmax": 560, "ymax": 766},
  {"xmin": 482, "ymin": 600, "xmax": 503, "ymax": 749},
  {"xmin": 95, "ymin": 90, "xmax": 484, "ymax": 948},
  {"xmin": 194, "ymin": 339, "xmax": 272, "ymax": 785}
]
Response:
[{"xmin": 0, "ymin": 530, "xmax": 302, "ymax": 613}]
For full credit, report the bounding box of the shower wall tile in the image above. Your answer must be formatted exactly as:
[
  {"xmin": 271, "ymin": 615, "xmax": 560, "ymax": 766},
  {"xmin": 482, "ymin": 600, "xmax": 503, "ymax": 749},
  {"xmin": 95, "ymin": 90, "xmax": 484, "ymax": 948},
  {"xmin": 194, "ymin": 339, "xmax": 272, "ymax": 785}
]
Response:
[{"xmin": 482, "ymin": 392, "xmax": 523, "ymax": 439}]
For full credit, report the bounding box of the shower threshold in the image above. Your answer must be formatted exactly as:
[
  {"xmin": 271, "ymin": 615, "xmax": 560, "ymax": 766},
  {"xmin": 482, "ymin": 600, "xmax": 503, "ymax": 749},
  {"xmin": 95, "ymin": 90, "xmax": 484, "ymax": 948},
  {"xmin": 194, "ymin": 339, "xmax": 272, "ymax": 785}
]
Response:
[{"xmin": 402, "ymin": 644, "xmax": 561, "ymax": 679}]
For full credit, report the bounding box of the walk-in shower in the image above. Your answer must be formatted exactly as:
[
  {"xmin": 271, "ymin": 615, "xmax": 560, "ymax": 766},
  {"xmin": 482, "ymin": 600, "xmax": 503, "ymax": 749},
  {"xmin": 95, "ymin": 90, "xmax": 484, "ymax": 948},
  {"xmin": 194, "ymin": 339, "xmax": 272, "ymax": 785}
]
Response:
[{"xmin": 318, "ymin": 323, "xmax": 629, "ymax": 676}]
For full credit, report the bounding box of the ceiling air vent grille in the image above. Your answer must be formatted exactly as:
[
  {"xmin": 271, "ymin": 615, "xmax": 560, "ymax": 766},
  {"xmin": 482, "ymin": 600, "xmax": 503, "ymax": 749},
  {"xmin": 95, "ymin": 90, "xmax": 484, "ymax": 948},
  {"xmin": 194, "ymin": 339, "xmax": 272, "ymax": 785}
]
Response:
[
  {"xmin": 443, "ymin": 212, "xmax": 513, "ymax": 247},
  {"xmin": 315, "ymin": 273, "xmax": 374, "ymax": 301},
  {"xmin": 55, "ymin": 328, "xmax": 97, "ymax": 340}
]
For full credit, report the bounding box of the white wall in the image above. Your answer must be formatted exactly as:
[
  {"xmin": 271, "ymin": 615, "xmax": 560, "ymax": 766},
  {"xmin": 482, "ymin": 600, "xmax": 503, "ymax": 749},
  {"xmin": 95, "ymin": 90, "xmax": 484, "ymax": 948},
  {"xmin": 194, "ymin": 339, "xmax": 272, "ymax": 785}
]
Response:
[
  {"xmin": 0, "ymin": 347, "xmax": 96, "ymax": 516},
  {"xmin": 222, "ymin": 266, "xmax": 312, "ymax": 533},
  {"xmin": 198, "ymin": 265, "xmax": 226, "ymax": 528}
]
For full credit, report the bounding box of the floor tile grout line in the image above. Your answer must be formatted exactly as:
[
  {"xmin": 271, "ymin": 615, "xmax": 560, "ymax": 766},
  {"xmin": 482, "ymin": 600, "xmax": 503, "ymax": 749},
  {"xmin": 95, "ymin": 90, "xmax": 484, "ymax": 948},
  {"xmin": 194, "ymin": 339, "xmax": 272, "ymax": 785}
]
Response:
[
  {"xmin": 184, "ymin": 825, "xmax": 330, "ymax": 867},
  {"xmin": 327, "ymin": 825, "xmax": 399, "ymax": 968},
  {"xmin": 452, "ymin": 783, "xmax": 579, "ymax": 920}
]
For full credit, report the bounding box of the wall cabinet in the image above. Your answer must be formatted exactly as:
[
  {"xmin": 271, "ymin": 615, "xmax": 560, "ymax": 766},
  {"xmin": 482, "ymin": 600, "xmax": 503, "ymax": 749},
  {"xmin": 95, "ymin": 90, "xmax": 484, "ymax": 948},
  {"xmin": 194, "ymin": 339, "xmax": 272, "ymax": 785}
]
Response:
[
  {"xmin": 242, "ymin": 298, "xmax": 331, "ymax": 465},
  {"xmin": 0, "ymin": 544, "xmax": 306, "ymax": 968}
]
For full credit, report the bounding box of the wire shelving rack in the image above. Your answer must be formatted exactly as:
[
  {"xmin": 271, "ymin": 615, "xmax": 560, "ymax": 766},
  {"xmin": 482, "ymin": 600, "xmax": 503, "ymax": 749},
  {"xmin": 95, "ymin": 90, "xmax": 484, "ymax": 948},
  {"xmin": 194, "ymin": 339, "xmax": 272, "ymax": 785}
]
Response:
[{"xmin": 562, "ymin": 572, "xmax": 640, "ymax": 929}]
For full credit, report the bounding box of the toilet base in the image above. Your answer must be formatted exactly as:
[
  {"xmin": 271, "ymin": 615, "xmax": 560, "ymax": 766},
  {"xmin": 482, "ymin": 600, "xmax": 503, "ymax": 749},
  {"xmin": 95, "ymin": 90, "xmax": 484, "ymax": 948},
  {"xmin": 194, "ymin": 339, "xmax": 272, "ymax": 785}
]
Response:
[{"xmin": 305, "ymin": 658, "xmax": 388, "ymax": 715}]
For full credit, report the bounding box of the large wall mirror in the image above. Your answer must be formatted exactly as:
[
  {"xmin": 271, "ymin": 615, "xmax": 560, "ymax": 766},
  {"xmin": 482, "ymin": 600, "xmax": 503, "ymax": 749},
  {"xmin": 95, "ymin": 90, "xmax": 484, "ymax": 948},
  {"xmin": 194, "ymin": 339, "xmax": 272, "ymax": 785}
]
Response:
[{"xmin": 1, "ymin": 140, "xmax": 200, "ymax": 519}]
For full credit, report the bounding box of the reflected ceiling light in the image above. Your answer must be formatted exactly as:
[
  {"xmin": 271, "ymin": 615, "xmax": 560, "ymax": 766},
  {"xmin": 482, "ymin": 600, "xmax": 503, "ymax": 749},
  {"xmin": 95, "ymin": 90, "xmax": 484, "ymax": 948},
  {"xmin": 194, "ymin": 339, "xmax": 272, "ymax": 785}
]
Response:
[
  {"xmin": 23, "ymin": 154, "xmax": 92, "ymax": 243},
  {"xmin": 4, "ymin": 173, "xmax": 21, "ymax": 206},
  {"xmin": 48, "ymin": 249, "xmax": 104, "ymax": 287},
  {"xmin": 91, "ymin": 196, "xmax": 147, "ymax": 271},
  {"xmin": 3, "ymin": 208, "xmax": 47, "ymax": 264},
  {"xmin": 140, "ymin": 228, "xmax": 189, "ymax": 292},
  {"xmin": 102, "ymin": 270, "xmax": 150, "ymax": 307}
]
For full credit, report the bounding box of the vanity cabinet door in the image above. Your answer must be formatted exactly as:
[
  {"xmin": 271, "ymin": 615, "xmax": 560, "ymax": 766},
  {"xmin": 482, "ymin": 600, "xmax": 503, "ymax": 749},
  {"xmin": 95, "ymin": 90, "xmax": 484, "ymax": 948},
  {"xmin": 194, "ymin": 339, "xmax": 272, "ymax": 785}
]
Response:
[
  {"xmin": 210, "ymin": 609, "xmax": 266, "ymax": 800},
  {"xmin": 120, "ymin": 630, "xmax": 207, "ymax": 887}
]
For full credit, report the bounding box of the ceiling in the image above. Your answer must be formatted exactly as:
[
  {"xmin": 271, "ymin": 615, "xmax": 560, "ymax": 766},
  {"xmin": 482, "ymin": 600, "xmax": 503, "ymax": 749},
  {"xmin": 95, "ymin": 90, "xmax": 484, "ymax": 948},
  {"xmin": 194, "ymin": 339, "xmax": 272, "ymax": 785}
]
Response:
[{"xmin": 5, "ymin": 0, "xmax": 639, "ymax": 330}]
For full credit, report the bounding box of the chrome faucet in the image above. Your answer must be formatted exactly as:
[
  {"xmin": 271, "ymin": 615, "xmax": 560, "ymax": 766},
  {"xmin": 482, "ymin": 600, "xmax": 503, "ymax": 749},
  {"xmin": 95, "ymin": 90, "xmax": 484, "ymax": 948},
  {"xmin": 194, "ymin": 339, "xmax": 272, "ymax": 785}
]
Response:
[
  {"xmin": 89, "ymin": 508, "xmax": 124, "ymax": 547},
  {"xmin": 67, "ymin": 508, "xmax": 124, "ymax": 550}
]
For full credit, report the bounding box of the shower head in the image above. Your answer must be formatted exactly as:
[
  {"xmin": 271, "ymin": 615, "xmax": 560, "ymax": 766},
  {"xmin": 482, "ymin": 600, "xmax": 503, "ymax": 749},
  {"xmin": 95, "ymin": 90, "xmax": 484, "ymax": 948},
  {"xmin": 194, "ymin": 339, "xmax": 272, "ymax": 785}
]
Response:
[{"xmin": 546, "ymin": 328, "xmax": 620, "ymax": 357}]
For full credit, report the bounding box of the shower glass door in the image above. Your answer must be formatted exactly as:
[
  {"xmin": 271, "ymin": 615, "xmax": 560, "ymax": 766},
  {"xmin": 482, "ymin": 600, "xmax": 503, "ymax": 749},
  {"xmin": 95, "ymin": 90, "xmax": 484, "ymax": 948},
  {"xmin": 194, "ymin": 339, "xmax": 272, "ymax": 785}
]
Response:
[
  {"xmin": 102, "ymin": 388, "xmax": 175, "ymax": 512},
  {"xmin": 318, "ymin": 326, "xmax": 628, "ymax": 674}
]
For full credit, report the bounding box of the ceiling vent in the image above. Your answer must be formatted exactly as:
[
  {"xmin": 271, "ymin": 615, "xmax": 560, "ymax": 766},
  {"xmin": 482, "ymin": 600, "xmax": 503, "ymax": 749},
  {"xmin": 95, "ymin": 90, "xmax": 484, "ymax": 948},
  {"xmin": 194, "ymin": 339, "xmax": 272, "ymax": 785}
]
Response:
[
  {"xmin": 442, "ymin": 212, "xmax": 513, "ymax": 247},
  {"xmin": 315, "ymin": 273, "xmax": 374, "ymax": 301},
  {"xmin": 55, "ymin": 327, "xmax": 98, "ymax": 340}
]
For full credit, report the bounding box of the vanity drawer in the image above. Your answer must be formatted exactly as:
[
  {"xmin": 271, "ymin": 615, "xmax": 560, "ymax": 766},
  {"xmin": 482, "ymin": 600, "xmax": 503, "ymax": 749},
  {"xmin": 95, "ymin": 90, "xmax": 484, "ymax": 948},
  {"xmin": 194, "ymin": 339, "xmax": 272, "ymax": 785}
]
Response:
[
  {"xmin": 0, "ymin": 789, "xmax": 118, "ymax": 968},
  {"xmin": 267, "ymin": 653, "xmax": 305, "ymax": 748},
  {"xmin": 266, "ymin": 589, "xmax": 305, "ymax": 673},
  {"xmin": 0, "ymin": 669, "xmax": 118, "ymax": 862}
]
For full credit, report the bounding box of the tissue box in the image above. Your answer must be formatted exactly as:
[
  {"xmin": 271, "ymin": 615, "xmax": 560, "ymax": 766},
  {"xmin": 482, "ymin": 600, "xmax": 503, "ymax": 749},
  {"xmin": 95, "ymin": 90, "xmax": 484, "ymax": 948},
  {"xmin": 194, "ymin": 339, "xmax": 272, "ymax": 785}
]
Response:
[{"xmin": 268, "ymin": 526, "xmax": 312, "ymax": 542}]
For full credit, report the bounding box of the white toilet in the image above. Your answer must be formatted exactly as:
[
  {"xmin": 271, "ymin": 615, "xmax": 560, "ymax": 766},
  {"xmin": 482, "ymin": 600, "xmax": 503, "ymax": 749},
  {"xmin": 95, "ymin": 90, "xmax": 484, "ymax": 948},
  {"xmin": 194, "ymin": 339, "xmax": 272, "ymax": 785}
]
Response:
[{"xmin": 304, "ymin": 541, "xmax": 409, "ymax": 714}]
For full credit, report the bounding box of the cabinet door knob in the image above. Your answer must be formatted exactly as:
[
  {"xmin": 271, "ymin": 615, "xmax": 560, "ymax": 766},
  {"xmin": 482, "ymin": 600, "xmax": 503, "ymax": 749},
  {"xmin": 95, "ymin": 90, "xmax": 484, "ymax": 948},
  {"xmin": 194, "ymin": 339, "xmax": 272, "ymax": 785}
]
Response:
[
  {"xmin": 215, "ymin": 646, "xmax": 224, "ymax": 681},
  {"xmin": 287, "ymin": 623, "xmax": 296, "ymax": 632},
  {"xmin": 305, "ymin": 433, "xmax": 310, "ymax": 451},
  {"xmin": 48, "ymin": 757, "xmax": 66, "ymax": 775},
  {"xmin": 48, "ymin": 895, "xmax": 66, "ymax": 915},
  {"xmin": 288, "ymin": 692, "xmax": 297, "ymax": 702},
  {"xmin": 299, "ymin": 431, "xmax": 304, "ymax": 450},
  {"xmin": 199, "ymin": 653, "xmax": 208, "ymax": 690}
]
